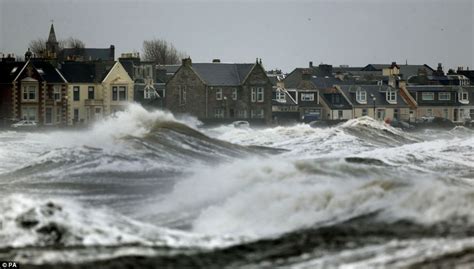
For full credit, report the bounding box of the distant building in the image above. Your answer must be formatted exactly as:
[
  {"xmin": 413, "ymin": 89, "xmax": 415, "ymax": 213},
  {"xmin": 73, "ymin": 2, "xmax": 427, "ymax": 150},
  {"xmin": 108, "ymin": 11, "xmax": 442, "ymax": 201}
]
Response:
[{"xmin": 165, "ymin": 58, "xmax": 273, "ymax": 124}]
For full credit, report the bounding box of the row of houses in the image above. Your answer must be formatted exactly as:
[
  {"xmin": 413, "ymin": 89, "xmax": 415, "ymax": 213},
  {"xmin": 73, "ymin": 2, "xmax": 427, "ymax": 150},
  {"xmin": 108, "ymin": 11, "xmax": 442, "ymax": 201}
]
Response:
[{"xmin": 1, "ymin": 24, "xmax": 473, "ymax": 127}]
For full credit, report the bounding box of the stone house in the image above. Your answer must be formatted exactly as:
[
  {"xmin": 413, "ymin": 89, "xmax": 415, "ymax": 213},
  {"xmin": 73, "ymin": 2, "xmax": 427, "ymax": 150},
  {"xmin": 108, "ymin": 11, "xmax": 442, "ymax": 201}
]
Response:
[
  {"xmin": 0, "ymin": 59, "xmax": 68, "ymax": 126},
  {"xmin": 165, "ymin": 58, "xmax": 273, "ymax": 124}
]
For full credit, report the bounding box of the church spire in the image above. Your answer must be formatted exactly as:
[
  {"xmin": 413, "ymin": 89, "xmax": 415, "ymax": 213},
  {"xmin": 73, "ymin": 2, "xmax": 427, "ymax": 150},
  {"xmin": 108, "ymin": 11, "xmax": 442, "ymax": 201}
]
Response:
[{"xmin": 48, "ymin": 22, "xmax": 57, "ymax": 43}]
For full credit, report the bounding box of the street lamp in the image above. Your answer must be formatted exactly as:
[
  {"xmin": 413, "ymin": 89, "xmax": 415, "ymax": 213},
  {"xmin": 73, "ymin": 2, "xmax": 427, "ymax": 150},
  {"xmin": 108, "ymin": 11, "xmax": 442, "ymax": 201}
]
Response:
[{"xmin": 370, "ymin": 93, "xmax": 376, "ymax": 119}]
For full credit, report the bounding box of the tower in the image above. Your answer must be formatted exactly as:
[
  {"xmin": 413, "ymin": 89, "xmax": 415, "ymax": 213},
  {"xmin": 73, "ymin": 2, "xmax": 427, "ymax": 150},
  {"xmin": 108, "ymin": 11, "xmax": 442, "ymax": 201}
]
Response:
[{"xmin": 45, "ymin": 23, "xmax": 59, "ymax": 58}]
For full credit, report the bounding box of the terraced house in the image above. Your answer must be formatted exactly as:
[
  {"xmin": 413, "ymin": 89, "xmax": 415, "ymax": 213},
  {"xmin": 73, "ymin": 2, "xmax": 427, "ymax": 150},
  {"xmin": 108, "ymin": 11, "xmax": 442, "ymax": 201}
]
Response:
[
  {"xmin": 338, "ymin": 84, "xmax": 411, "ymax": 122},
  {"xmin": 61, "ymin": 61, "xmax": 133, "ymax": 125},
  {"xmin": 165, "ymin": 58, "xmax": 273, "ymax": 124},
  {"xmin": 0, "ymin": 58, "xmax": 68, "ymax": 127}
]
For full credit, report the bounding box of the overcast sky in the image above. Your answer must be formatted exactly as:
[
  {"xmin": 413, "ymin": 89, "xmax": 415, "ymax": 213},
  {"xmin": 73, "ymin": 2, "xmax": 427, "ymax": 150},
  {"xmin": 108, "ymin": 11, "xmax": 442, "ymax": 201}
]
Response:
[{"xmin": 1, "ymin": 0, "xmax": 473, "ymax": 72}]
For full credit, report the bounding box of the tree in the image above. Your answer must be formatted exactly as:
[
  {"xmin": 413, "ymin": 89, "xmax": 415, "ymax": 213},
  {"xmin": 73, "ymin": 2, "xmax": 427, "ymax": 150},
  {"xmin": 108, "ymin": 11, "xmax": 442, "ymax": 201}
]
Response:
[
  {"xmin": 28, "ymin": 38, "xmax": 47, "ymax": 55},
  {"xmin": 28, "ymin": 37, "xmax": 85, "ymax": 56},
  {"xmin": 142, "ymin": 39, "xmax": 187, "ymax": 64}
]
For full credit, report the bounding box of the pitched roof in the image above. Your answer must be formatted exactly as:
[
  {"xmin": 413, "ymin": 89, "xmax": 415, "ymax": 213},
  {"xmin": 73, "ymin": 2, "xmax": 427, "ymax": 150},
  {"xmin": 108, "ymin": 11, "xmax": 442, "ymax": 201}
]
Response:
[
  {"xmin": 191, "ymin": 63, "xmax": 255, "ymax": 86},
  {"xmin": 60, "ymin": 48, "xmax": 114, "ymax": 62},
  {"xmin": 399, "ymin": 64, "xmax": 434, "ymax": 79},
  {"xmin": 0, "ymin": 62, "xmax": 26, "ymax": 83},
  {"xmin": 30, "ymin": 60, "xmax": 66, "ymax": 83},
  {"xmin": 339, "ymin": 84, "xmax": 409, "ymax": 107},
  {"xmin": 311, "ymin": 77, "xmax": 343, "ymax": 89},
  {"xmin": 60, "ymin": 61, "xmax": 114, "ymax": 83},
  {"xmin": 47, "ymin": 24, "xmax": 57, "ymax": 43}
]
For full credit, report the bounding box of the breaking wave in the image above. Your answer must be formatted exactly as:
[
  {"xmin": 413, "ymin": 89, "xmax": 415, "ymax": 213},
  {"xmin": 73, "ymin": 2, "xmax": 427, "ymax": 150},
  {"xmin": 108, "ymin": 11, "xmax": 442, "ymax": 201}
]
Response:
[{"xmin": 1, "ymin": 104, "xmax": 474, "ymax": 268}]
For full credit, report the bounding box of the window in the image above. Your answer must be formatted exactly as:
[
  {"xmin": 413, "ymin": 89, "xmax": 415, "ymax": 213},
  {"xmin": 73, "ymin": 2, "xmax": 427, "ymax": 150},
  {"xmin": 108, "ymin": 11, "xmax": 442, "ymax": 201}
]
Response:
[
  {"xmin": 232, "ymin": 88, "xmax": 238, "ymax": 100},
  {"xmin": 276, "ymin": 90, "xmax": 285, "ymax": 102},
  {"xmin": 73, "ymin": 108, "xmax": 79, "ymax": 123},
  {"xmin": 237, "ymin": 110, "xmax": 247, "ymax": 118},
  {"xmin": 438, "ymin": 92, "xmax": 451, "ymax": 101},
  {"xmin": 144, "ymin": 88, "xmax": 156, "ymax": 99},
  {"xmin": 216, "ymin": 88, "xmax": 223, "ymax": 100},
  {"xmin": 112, "ymin": 86, "xmax": 127, "ymax": 101},
  {"xmin": 334, "ymin": 94, "xmax": 341, "ymax": 104},
  {"xmin": 56, "ymin": 107, "xmax": 62, "ymax": 124},
  {"xmin": 53, "ymin": 85, "xmax": 61, "ymax": 101},
  {"xmin": 301, "ymin": 93, "xmax": 315, "ymax": 101},
  {"xmin": 426, "ymin": 108, "xmax": 433, "ymax": 116},
  {"xmin": 443, "ymin": 108, "xmax": 449, "ymax": 119},
  {"xmin": 22, "ymin": 85, "xmax": 37, "ymax": 101},
  {"xmin": 460, "ymin": 91, "xmax": 469, "ymax": 101},
  {"xmin": 179, "ymin": 86, "xmax": 186, "ymax": 105},
  {"xmin": 387, "ymin": 91, "xmax": 396, "ymax": 103},
  {"xmin": 21, "ymin": 107, "xmax": 37, "ymax": 121},
  {"xmin": 45, "ymin": 107, "xmax": 53, "ymax": 125},
  {"xmin": 251, "ymin": 109, "xmax": 264, "ymax": 119},
  {"xmin": 88, "ymin": 86, "xmax": 95, "ymax": 99},
  {"xmin": 421, "ymin": 92, "xmax": 434, "ymax": 101},
  {"xmin": 214, "ymin": 108, "xmax": 224, "ymax": 118},
  {"xmin": 251, "ymin": 87, "xmax": 264, "ymax": 102},
  {"xmin": 377, "ymin": 109, "xmax": 385, "ymax": 120},
  {"xmin": 362, "ymin": 109, "xmax": 368, "ymax": 116},
  {"xmin": 394, "ymin": 109, "xmax": 399, "ymax": 120},
  {"xmin": 356, "ymin": 90, "xmax": 367, "ymax": 103},
  {"xmin": 73, "ymin": 86, "xmax": 80, "ymax": 101},
  {"xmin": 338, "ymin": 110, "xmax": 343, "ymax": 119}
]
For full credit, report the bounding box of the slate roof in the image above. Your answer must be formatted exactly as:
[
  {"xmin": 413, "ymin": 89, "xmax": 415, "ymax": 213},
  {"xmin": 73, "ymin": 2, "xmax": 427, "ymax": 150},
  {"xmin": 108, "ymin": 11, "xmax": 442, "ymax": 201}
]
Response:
[
  {"xmin": 60, "ymin": 48, "xmax": 114, "ymax": 62},
  {"xmin": 311, "ymin": 77, "xmax": 343, "ymax": 89},
  {"xmin": 30, "ymin": 61, "xmax": 66, "ymax": 83},
  {"xmin": 339, "ymin": 85, "xmax": 409, "ymax": 107},
  {"xmin": 406, "ymin": 85, "xmax": 460, "ymax": 92},
  {"xmin": 399, "ymin": 64, "xmax": 434, "ymax": 79},
  {"xmin": 0, "ymin": 62, "xmax": 26, "ymax": 83},
  {"xmin": 60, "ymin": 62, "xmax": 114, "ymax": 83},
  {"xmin": 320, "ymin": 92, "xmax": 352, "ymax": 110},
  {"xmin": 191, "ymin": 63, "xmax": 255, "ymax": 86}
]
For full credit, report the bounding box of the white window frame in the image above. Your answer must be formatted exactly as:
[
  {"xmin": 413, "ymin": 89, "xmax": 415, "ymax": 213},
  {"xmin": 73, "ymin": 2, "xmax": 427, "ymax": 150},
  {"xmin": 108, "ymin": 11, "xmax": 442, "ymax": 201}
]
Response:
[
  {"xmin": 216, "ymin": 88, "xmax": 223, "ymax": 100},
  {"xmin": 438, "ymin": 92, "xmax": 451, "ymax": 101},
  {"xmin": 237, "ymin": 110, "xmax": 247, "ymax": 118},
  {"xmin": 460, "ymin": 91, "xmax": 469, "ymax": 102},
  {"xmin": 53, "ymin": 85, "xmax": 61, "ymax": 101},
  {"xmin": 144, "ymin": 88, "xmax": 156, "ymax": 99},
  {"xmin": 73, "ymin": 86, "xmax": 80, "ymax": 101},
  {"xmin": 231, "ymin": 88, "xmax": 237, "ymax": 101},
  {"xmin": 214, "ymin": 108, "xmax": 224, "ymax": 118},
  {"xmin": 376, "ymin": 108, "xmax": 386, "ymax": 120},
  {"xmin": 256, "ymin": 87, "xmax": 264, "ymax": 102},
  {"xmin": 276, "ymin": 89, "xmax": 286, "ymax": 102},
  {"xmin": 356, "ymin": 90, "xmax": 367, "ymax": 104},
  {"xmin": 21, "ymin": 106, "xmax": 37, "ymax": 121},
  {"xmin": 251, "ymin": 109, "xmax": 264, "ymax": 119},
  {"xmin": 22, "ymin": 84, "xmax": 38, "ymax": 102},
  {"xmin": 301, "ymin": 93, "xmax": 315, "ymax": 101},
  {"xmin": 112, "ymin": 85, "xmax": 128, "ymax": 101},
  {"xmin": 387, "ymin": 91, "xmax": 397, "ymax": 103},
  {"xmin": 422, "ymin": 92, "xmax": 434, "ymax": 101}
]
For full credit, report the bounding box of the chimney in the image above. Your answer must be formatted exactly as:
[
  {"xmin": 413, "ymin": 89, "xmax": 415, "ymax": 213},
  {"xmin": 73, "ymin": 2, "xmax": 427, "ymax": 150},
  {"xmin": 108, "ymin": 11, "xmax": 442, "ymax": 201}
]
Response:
[
  {"xmin": 212, "ymin": 59, "xmax": 220, "ymax": 63},
  {"xmin": 309, "ymin": 61, "xmax": 313, "ymax": 68},
  {"xmin": 110, "ymin": 45, "xmax": 115, "ymax": 60},
  {"xmin": 182, "ymin": 57, "xmax": 192, "ymax": 66}
]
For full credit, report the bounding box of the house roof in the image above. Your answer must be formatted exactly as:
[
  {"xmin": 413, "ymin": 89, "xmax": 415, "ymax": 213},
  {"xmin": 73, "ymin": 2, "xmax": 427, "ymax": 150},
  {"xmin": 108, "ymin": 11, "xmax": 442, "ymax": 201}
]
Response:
[
  {"xmin": 339, "ymin": 84, "xmax": 409, "ymax": 107},
  {"xmin": 406, "ymin": 85, "xmax": 460, "ymax": 92},
  {"xmin": 60, "ymin": 61, "xmax": 114, "ymax": 83},
  {"xmin": 311, "ymin": 77, "xmax": 343, "ymax": 89},
  {"xmin": 30, "ymin": 60, "xmax": 66, "ymax": 83},
  {"xmin": 191, "ymin": 63, "xmax": 255, "ymax": 86},
  {"xmin": 320, "ymin": 90, "xmax": 352, "ymax": 110},
  {"xmin": 0, "ymin": 62, "xmax": 26, "ymax": 83},
  {"xmin": 60, "ymin": 47, "xmax": 114, "ymax": 61},
  {"xmin": 399, "ymin": 64, "xmax": 434, "ymax": 79}
]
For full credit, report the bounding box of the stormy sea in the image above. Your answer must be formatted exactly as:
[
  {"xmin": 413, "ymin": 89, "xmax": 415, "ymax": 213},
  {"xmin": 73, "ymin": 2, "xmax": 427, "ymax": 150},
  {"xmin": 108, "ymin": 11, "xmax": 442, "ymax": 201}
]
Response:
[{"xmin": 1, "ymin": 104, "xmax": 474, "ymax": 269}]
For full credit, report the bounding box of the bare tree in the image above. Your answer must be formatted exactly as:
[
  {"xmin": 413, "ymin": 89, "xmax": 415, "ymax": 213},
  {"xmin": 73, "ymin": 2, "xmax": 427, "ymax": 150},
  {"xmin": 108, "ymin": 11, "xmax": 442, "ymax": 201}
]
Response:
[
  {"xmin": 28, "ymin": 38, "xmax": 47, "ymax": 55},
  {"xmin": 28, "ymin": 37, "xmax": 85, "ymax": 56},
  {"xmin": 142, "ymin": 39, "xmax": 187, "ymax": 64}
]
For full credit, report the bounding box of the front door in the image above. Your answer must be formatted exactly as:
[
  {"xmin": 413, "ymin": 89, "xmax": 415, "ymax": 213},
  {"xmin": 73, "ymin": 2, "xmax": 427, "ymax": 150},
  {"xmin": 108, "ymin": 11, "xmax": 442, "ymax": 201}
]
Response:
[
  {"xmin": 45, "ymin": 107, "xmax": 53, "ymax": 125},
  {"xmin": 454, "ymin": 109, "xmax": 458, "ymax": 122},
  {"xmin": 94, "ymin": 107, "xmax": 102, "ymax": 121}
]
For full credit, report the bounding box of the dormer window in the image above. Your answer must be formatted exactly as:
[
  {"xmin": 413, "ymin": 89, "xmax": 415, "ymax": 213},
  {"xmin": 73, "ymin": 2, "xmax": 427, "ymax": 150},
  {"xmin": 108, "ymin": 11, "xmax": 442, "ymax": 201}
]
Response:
[
  {"xmin": 459, "ymin": 90, "xmax": 469, "ymax": 104},
  {"xmin": 356, "ymin": 89, "xmax": 367, "ymax": 104},
  {"xmin": 386, "ymin": 90, "xmax": 397, "ymax": 104},
  {"xmin": 438, "ymin": 92, "xmax": 451, "ymax": 101},
  {"xmin": 276, "ymin": 89, "xmax": 286, "ymax": 103}
]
